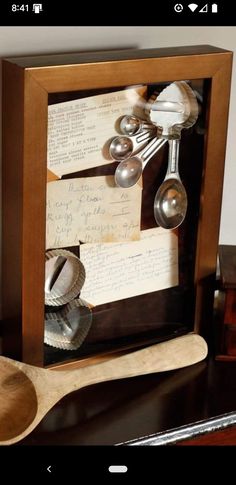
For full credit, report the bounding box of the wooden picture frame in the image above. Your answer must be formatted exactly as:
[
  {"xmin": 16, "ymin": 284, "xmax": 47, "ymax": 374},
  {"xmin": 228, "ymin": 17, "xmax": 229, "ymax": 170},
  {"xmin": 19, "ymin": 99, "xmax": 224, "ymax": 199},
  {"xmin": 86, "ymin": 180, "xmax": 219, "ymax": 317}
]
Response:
[{"xmin": 2, "ymin": 45, "xmax": 233, "ymax": 368}]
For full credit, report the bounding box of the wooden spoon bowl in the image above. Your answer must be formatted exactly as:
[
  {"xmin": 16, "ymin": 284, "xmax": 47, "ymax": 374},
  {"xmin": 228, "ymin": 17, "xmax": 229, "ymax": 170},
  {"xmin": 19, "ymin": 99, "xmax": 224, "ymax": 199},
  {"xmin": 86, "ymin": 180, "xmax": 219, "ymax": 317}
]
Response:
[{"xmin": 0, "ymin": 361, "xmax": 38, "ymax": 441}]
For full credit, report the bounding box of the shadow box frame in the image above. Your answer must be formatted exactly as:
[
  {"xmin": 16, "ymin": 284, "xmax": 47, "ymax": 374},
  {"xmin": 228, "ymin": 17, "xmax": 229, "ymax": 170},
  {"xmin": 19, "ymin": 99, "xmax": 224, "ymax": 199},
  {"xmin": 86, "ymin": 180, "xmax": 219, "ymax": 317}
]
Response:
[{"xmin": 2, "ymin": 45, "xmax": 233, "ymax": 368}]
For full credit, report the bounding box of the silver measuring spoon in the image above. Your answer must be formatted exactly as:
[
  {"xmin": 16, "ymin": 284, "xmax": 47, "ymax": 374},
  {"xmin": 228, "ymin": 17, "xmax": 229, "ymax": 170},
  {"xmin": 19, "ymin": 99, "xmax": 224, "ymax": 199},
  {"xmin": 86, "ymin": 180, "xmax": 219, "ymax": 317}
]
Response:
[
  {"xmin": 149, "ymin": 81, "xmax": 199, "ymax": 228},
  {"xmin": 119, "ymin": 114, "xmax": 155, "ymax": 136},
  {"xmin": 109, "ymin": 129, "xmax": 156, "ymax": 161},
  {"xmin": 115, "ymin": 137, "xmax": 167, "ymax": 188},
  {"xmin": 154, "ymin": 137, "xmax": 187, "ymax": 229}
]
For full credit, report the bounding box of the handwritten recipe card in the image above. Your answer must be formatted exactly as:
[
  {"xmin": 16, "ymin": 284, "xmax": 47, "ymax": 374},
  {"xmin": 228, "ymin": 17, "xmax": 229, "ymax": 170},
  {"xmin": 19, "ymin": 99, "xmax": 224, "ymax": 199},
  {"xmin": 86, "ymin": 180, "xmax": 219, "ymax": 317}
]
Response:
[
  {"xmin": 46, "ymin": 175, "xmax": 142, "ymax": 248},
  {"xmin": 80, "ymin": 228, "xmax": 178, "ymax": 306},
  {"xmin": 47, "ymin": 86, "xmax": 147, "ymax": 177}
]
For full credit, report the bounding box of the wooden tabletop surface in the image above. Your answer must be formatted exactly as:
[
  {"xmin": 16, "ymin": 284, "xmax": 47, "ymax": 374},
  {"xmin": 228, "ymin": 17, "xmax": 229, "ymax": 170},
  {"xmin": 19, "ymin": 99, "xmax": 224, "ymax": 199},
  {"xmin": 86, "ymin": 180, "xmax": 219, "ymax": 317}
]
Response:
[{"xmin": 19, "ymin": 354, "xmax": 236, "ymax": 446}]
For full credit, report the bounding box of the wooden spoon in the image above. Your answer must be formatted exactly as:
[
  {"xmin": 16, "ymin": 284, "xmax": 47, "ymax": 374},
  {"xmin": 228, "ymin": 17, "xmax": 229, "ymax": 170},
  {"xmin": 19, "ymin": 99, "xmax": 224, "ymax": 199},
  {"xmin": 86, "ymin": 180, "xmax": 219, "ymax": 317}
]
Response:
[{"xmin": 0, "ymin": 333, "xmax": 207, "ymax": 445}]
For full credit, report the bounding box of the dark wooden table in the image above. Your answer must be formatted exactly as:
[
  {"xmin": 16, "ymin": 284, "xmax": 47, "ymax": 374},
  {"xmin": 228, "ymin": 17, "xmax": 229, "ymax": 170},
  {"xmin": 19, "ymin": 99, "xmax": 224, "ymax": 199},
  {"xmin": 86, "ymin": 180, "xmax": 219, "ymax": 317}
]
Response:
[{"xmin": 20, "ymin": 355, "xmax": 236, "ymax": 446}]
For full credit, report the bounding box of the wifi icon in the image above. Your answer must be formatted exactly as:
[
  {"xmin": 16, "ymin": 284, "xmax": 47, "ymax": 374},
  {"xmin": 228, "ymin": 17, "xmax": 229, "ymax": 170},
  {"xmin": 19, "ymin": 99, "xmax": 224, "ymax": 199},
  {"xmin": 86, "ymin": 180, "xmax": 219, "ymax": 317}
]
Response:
[{"xmin": 188, "ymin": 3, "xmax": 198, "ymax": 11}]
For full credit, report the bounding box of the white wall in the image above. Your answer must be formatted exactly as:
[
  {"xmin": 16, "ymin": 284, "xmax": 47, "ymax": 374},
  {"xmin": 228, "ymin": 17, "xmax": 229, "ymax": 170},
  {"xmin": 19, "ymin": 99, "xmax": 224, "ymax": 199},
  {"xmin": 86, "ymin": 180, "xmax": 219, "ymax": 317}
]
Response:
[{"xmin": 0, "ymin": 26, "xmax": 235, "ymax": 251}]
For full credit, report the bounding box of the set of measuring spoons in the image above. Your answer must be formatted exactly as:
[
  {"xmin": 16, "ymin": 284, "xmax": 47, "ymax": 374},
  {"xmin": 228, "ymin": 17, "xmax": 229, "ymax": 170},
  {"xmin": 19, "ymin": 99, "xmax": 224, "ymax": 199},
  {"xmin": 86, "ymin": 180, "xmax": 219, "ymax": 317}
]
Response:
[{"xmin": 108, "ymin": 81, "xmax": 199, "ymax": 229}]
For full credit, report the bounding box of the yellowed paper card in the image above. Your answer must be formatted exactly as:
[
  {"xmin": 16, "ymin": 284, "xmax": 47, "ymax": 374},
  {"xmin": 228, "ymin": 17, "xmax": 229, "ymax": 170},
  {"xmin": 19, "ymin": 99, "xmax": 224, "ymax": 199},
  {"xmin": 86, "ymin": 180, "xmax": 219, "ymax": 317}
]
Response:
[
  {"xmin": 80, "ymin": 228, "xmax": 178, "ymax": 306},
  {"xmin": 46, "ymin": 175, "xmax": 142, "ymax": 248},
  {"xmin": 47, "ymin": 86, "xmax": 147, "ymax": 177}
]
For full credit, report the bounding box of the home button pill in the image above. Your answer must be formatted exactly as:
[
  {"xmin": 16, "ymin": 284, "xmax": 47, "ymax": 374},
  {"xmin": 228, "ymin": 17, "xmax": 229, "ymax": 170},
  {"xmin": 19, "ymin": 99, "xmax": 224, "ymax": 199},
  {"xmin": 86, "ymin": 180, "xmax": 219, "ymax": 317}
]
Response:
[{"xmin": 108, "ymin": 465, "xmax": 128, "ymax": 473}]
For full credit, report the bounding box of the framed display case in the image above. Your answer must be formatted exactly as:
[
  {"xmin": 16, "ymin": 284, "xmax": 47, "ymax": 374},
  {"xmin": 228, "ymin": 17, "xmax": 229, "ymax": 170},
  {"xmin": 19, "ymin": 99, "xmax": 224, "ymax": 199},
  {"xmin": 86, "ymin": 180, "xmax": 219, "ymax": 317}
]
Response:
[{"xmin": 2, "ymin": 45, "xmax": 233, "ymax": 368}]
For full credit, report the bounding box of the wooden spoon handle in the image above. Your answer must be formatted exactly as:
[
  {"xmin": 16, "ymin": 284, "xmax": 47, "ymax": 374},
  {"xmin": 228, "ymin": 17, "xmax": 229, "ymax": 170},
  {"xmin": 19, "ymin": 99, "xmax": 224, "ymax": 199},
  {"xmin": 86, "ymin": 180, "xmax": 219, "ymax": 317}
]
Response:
[{"xmin": 62, "ymin": 334, "xmax": 207, "ymax": 393}]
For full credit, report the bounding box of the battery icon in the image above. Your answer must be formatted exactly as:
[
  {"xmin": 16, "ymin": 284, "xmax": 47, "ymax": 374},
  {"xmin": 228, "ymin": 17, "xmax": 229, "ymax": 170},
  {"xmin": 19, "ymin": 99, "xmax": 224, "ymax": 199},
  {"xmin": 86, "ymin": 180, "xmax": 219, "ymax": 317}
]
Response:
[{"xmin": 212, "ymin": 3, "xmax": 218, "ymax": 12}]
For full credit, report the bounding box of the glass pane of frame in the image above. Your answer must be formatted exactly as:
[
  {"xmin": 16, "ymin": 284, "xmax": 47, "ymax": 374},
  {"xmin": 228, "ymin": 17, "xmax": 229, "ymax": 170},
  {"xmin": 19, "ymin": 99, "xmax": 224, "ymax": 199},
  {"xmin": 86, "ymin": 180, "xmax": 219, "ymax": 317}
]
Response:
[{"xmin": 44, "ymin": 78, "xmax": 207, "ymax": 366}]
